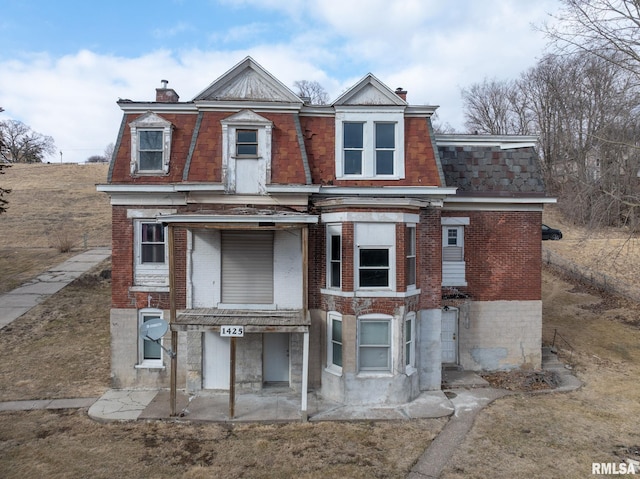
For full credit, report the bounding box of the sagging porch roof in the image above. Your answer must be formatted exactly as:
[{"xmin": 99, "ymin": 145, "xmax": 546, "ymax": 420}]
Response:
[
  {"xmin": 156, "ymin": 208, "xmax": 318, "ymax": 227},
  {"xmin": 173, "ymin": 308, "xmax": 309, "ymax": 333}
]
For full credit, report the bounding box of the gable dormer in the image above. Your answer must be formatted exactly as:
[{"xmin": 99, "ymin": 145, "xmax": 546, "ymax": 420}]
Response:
[
  {"xmin": 220, "ymin": 109, "xmax": 273, "ymax": 194},
  {"xmin": 193, "ymin": 56, "xmax": 302, "ymax": 104},
  {"xmin": 333, "ymin": 74, "xmax": 406, "ymax": 180},
  {"xmin": 129, "ymin": 112, "xmax": 173, "ymax": 176}
]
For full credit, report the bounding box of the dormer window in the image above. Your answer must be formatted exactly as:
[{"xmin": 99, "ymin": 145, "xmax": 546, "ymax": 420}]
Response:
[
  {"xmin": 139, "ymin": 130, "xmax": 163, "ymax": 171},
  {"xmin": 129, "ymin": 112, "xmax": 173, "ymax": 176},
  {"xmin": 335, "ymin": 110, "xmax": 404, "ymax": 180},
  {"xmin": 221, "ymin": 110, "xmax": 273, "ymax": 194}
]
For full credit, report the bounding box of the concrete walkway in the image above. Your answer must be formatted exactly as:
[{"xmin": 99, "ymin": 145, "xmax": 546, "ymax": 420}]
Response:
[{"xmin": 0, "ymin": 247, "xmax": 111, "ymax": 330}]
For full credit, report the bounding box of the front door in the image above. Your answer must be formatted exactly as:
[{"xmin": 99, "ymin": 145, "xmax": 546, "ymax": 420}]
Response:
[
  {"xmin": 441, "ymin": 308, "xmax": 458, "ymax": 364},
  {"xmin": 263, "ymin": 333, "xmax": 289, "ymax": 384},
  {"xmin": 203, "ymin": 331, "xmax": 230, "ymax": 390}
]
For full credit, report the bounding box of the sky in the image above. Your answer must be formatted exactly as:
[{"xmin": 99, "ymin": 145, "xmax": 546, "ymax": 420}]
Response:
[{"xmin": 0, "ymin": 0, "xmax": 561, "ymax": 164}]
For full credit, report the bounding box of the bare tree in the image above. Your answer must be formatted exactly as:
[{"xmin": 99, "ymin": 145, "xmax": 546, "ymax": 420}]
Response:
[
  {"xmin": 104, "ymin": 142, "xmax": 115, "ymax": 162},
  {"xmin": 293, "ymin": 80, "xmax": 329, "ymax": 105},
  {"xmin": 542, "ymin": 0, "xmax": 640, "ymax": 77},
  {"xmin": 0, "ymin": 119, "xmax": 56, "ymax": 163},
  {"xmin": 461, "ymin": 78, "xmax": 522, "ymax": 135}
]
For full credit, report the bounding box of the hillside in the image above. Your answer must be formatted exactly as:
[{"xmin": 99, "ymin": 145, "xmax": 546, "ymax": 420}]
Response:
[{"xmin": 0, "ymin": 163, "xmax": 111, "ymax": 291}]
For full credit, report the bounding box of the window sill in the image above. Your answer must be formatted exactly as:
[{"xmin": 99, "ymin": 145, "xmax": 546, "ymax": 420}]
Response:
[
  {"xmin": 356, "ymin": 371, "xmax": 393, "ymax": 379},
  {"xmin": 320, "ymin": 288, "xmax": 421, "ymax": 298},
  {"xmin": 405, "ymin": 366, "xmax": 417, "ymax": 376},
  {"xmin": 324, "ymin": 366, "xmax": 343, "ymax": 377},
  {"xmin": 135, "ymin": 363, "xmax": 165, "ymax": 370},
  {"xmin": 130, "ymin": 286, "xmax": 170, "ymax": 293}
]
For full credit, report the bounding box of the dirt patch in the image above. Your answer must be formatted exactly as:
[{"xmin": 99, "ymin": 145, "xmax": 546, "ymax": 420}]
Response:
[{"xmin": 481, "ymin": 370, "xmax": 557, "ymax": 392}]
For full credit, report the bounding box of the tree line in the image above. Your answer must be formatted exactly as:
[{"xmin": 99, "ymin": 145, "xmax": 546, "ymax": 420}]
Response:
[{"xmin": 459, "ymin": 0, "xmax": 640, "ymax": 230}]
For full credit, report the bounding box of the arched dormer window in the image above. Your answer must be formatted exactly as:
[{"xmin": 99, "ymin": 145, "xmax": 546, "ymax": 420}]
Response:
[{"xmin": 129, "ymin": 112, "xmax": 173, "ymax": 176}]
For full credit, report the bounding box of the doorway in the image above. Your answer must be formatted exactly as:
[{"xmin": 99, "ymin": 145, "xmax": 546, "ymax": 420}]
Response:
[
  {"xmin": 203, "ymin": 332, "xmax": 230, "ymax": 390},
  {"xmin": 263, "ymin": 333, "xmax": 290, "ymax": 385},
  {"xmin": 441, "ymin": 308, "xmax": 459, "ymax": 364}
]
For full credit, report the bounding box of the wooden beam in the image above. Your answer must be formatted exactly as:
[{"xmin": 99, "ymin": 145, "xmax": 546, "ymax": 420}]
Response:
[{"xmin": 168, "ymin": 224, "xmax": 178, "ymax": 417}]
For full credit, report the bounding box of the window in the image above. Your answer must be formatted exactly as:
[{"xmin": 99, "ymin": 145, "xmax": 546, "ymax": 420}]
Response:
[
  {"xmin": 441, "ymin": 217, "xmax": 469, "ymax": 287},
  {"xmin": 344, "ymin": 122, "xmax": 364, "ymax": 175},
  {"xmin": 406, "ymin": 226, "xmax": 416, "ymax": 288},
  {"xmin": 375, "ymin": 123, "xmax": 395, "ymax": 175},
  {"xmin": 359, "ymin": 316, "xmax": 391, "ymax": 372},
  {"xmin": 405, "ymin": 313, "xmax": 416, "ymax": 370},
  {"xmin": 327, "ymin": 224, "xmax": 342, "ymax": 288},
  {"xmin": 443, "ymin": 226, "xmax": 463, "ymax": 261},
  {"xmin": 141, "ymin": 223, "xmax": 165, "ymax": 264},
  {"xmin": 335, "ymin": 111, "xmax": 405, "ymax": 179},
  {"xmin": 138, "ymin": 310, "xmax": 164, "ymax": 368},
  {"xmin": 138, "ymin": 130, "xmax": 163, "ymax": 171},
  {"xmin": 134, "ymin": 220, "xmax": 168, "ymax": 287},
  {"xmin": 359, "ymin": 248, "xmax": 390, "ymax": 287},
  {"xmin": 327, "ymin": 312, "xmax": 343, "ymax": 371},
  {"xmin": 129, "ymin": 112, "xmax": 172, "ymax": 175},
  {"xmin": 354, "ymin": 222, "xmax": 395, "ymax": 291},
  {"xmin": 236, "ymin": 129, "xmax": 258, "ymax": 156}
]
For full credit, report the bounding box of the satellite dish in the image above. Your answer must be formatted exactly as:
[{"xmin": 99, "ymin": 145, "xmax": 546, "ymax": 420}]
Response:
[{"xmin": 140, "ymin": 318, "xmax": 169, "ymax": 341}]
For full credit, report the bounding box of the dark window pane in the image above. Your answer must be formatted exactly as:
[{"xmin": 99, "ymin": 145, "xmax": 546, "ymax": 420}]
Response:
[
  {"xmin": 143, "ymin": 316, "xmax": 162, "ymax": 360},
  {"xmin": 330, "ymin": 235, "xmax": 341, "ymax": 261},
  {"xmin": 140, "ymin": 130, "xmax": 162, "ymax": 150},
  {"xmin": 406, "ymin": 343, "xmax": 411, "ymax": 366},
  {"xmin": 236, "ymin": 144, "xmax": 258, "ymax": 156},
  {"xmin": 359, "ymin": 269, "xmax": 389, "ymax": 287},
  {"xmin": 376, "ymin": 123, "xmax": 395, "ymax": 148},
  {"xmin": 237, "ymin": 130, "xmax": 257, "ymax": 143},
  {"xmin": 376, "ymin": 151, "xmax": 394, "ymax": 175},
  {"xmin": 142, "ymin": 244, "xmax": 165, "ymax": 263},
  {"xmin": 344, "ymin": 150, "xmax": 362, "ymax": 174},
  {"xmin": 332, "ymin": 320, "xmax": 342, "ymax": 343},
  {"xmin": 360, "ymin": 249, "xmax": 389, "ymax": 267},
  {"xmin": 406, "ymin": 257, "xmax": 416, "ymax": 285},
  {"xmin": 344, "ymin": 122, "xmax": 363, "ymax": 148},
  {"xmin": 332, "ymin": 343, "xmax": 342, "ymax": 367},
  {"xmin": 139, "ymin": 151, "xmax": 162, "ymax": 170},
  {"xmin": 331, "ymin": 262, "xmax": 341, "ymax": 287},
  {"xmin": 142, "ymin": 224, "xmax": 164, "ymax": 243}
]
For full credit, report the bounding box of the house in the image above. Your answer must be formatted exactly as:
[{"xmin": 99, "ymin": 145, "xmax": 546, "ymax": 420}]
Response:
[{"xmin": 98, "ymin": 57, "xmax": 553, "ymax": 417}]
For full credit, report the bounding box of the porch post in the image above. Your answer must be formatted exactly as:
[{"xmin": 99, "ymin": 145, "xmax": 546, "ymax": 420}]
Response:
[
  {"xmin": 301, "ymin": 226, "xmax": 309, "ymax": 422},
  {"xmin": 301, "ymin": 329, "xmax": 309, "ymax": 422},
  {"xmin": 168, "ymin": 224, "xmax": 178, "ymax": 417}
]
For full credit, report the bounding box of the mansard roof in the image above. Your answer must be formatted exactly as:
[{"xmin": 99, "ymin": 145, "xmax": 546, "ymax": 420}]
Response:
[
  {"xmin": 193, "ymin": 56, "xmax": 303, "ymax": 103},
  {"xmin": 332, "ymin": 73, "xmax": 407, "ymax": 107}
]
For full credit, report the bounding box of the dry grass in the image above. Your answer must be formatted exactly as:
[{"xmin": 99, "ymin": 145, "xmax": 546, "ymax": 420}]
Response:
[
  {"xmin": 440, "ymin": 268, "xmax": 640, "ymax": 479},
  {"xmin": 0, "ymin": 163, "xmax": 110, "ymax": 292},
  {"xmin": 3, "ymin": 166, "xmax": 640, "ymax": 477}
]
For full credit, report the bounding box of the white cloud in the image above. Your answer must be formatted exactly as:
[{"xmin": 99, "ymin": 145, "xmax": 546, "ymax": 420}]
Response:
[{"xmin": 0, "ymin": 0, "xmax": 560, "ymax": 162}]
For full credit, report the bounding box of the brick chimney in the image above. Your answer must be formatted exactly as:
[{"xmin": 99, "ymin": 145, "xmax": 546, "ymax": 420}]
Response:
[
  {"xmin": 395, "ymin": 87, "xmax": 407, "ymax": 101},
  {"xmin": 156, "ymin": 79, "xmax": 179, "ymax": 102}
]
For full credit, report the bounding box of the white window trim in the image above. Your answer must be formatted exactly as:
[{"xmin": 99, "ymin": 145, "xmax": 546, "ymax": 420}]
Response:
[
  {"xmin": 129, "ymin": 113, "xmax": 172, "ymax": 176},
  {"xmin": 326, "ymin": 224, "xmax": 342, "ymax": 290},
  {"xmin": 335, "ymin": 109, "xmax": 405, "ymax": 180},
  {"xmin": 136, "ymin": 308, "xmax": 165, "ymax": 369},
  {"xmin": 406, "ymin": 225, "xmax": 416, "ymax": 290},
  {"xmin": 134, "ymin": 219, "xmax": 169, "ymax": 287},
  {"xmin": 357, "ymin": 313, "xmax": 393, "ymax": 374},
  {"xmin": 221, "ymin": 110, "xmax": 273, "ymax": 194},
  {"xmin": 326, "ymin": 311, "xmax": 343, "ymax": 375},
  {"xmin": 405, "ymin": 312, "xmax": 416, "ymax": 374},
  {"xmin": 356, "ymin": 245, "xmax": 396, "ymax": 291}
]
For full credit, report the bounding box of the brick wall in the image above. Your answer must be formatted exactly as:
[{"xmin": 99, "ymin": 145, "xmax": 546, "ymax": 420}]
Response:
[{"xmin": 442, "ymin": 210, "xmax": 542, "ymax": 301}]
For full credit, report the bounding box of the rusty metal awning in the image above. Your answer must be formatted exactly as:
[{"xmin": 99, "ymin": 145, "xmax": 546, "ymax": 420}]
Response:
[{"xmin": 172, "ymin": 308, "xmax": 309, "ymax": 333}]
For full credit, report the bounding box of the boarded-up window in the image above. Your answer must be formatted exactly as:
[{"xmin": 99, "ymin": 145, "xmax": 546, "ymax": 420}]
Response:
[{"xmin": 221, "ymin": 231, "xmax": 274, "ymax": 304}]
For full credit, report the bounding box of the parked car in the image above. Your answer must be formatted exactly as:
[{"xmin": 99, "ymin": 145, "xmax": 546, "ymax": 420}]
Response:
[{"xmin": 542, "ymin": 224, "xmax": 562, "ymax": 240}]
